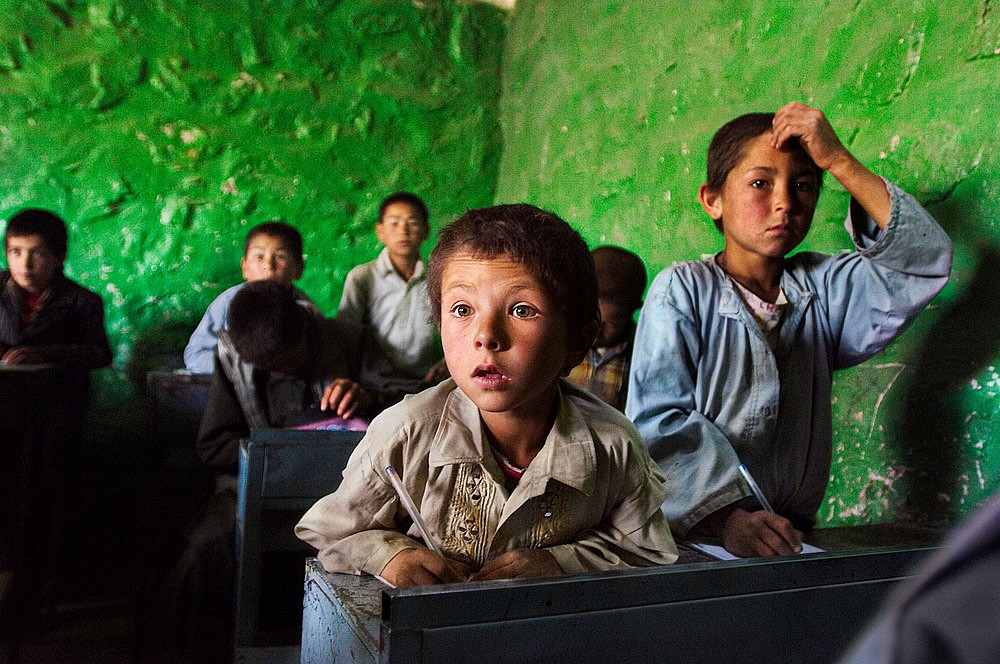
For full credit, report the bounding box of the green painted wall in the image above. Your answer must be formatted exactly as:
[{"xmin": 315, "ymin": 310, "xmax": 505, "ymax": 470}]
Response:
[
  {"xmin": 497, "ymin": 0, "xmax": 1000, "ymax": 525},
  {"xmin": 0, "ymin": 0, "xmax": 507, "ymax": 444},
  {"xmin": 3, "ymin": 0, "xmax": 997, "ymax": 528}
]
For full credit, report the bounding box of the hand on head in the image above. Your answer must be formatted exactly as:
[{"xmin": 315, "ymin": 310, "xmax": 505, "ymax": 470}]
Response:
[
  {"xmin": 379, "ymin": 547, "xmax": 470, "ymax": 587},
  {"xmin": 771, "ymin": 101, "xmax": 890, "ymax": 226},
  {"xmin": 770, "ymin": 102, "xmax": 851, "ymax": 173}
]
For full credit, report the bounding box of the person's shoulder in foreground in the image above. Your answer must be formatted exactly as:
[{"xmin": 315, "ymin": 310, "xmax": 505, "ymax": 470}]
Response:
[
  {"xmin": 839, "ymin": 495, "xmax": 1000, "ymax": 664},
  {"xmin": 297, "ymin": 203, "xmax": 676, "ymax": 587}
]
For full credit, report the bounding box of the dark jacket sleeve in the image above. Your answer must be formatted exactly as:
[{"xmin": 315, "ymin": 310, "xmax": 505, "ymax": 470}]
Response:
[
  {"xmin": 354, "ymin": 324, "xmax": 422, "ymax": 412},
  {"xmin": 60, "ymin": 286, "xmax": 113, "ymax": 370},
  {"xmin": 2, "ymin": 277, "xmax": 113, "ymax": 370},
  {"xmin": 195, "ymin": 353, "xmax": 249, "ymax": 475}
]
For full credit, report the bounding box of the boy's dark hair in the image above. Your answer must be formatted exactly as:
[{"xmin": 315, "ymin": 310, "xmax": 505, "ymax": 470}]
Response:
[
  {"xmin": 378, "ymin": 192, "xmax": 429, "ymax": 227},
  {"xmin": 427, "ymin": 204, "xmax": 598, "ymax": 332},
  {"xmin": 243, "ymin": 221, "xmax": 304, "ymax": 262},
  {"xmin": 705, "ymin": 112, "xmax": 824, "ymax": 231},
  {"xmin": 592, "ymin": 246, "xmax": 646, "ymax": 312},
  {"xmin": 227, "ymin": 280, "xmax": 305, "ymax": 368},
  {"xmin": 4, "ymin": 208, "xmax": 69, "ymax": 260}
]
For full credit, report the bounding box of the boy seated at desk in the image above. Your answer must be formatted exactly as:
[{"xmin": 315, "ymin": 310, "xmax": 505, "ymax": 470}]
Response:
[
  {"xmin": 1, "ymin": 208, "xmax": 112, "ymax": 639},
  {"xmin": 567, "ymin": 245, "xmax": 647, "ymax": 412},
  {"xmin": 336, "ymin": 192, "xmax": 448, "ymax": 397},
  {"xmin": 1, "ymin": 208, "xmax": 112, "ymax": 372},
  {"xmin": 1, "ymin": 206, "xmax": 112, "ymax": 468},
  {"xmin": 183, "ymin": 220, "xmax": 318, "ymax": 374},
  {"xmin": 296, "ymin": 204, "xmax": 677, "ymax": 587}
]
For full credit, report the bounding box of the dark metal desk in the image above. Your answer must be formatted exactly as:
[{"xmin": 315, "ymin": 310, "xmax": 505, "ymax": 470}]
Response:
[
  {"xmin": 0, "ymin": 364, "xmax": 69, "ymax": 642},
  {"xmin": 301, "ymin": 524, "xmax": 944, "ymax": 664}
]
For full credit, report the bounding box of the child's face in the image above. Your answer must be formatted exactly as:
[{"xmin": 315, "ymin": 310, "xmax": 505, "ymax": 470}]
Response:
[
  {"xmin": 241, "ymin": 233, "xmax": 303, "ymax": 285},
  {"xmin": 700, "ymin": 132, "xmax": 819, "ymax": 263},
  {"xmin": 439, "ymin": 252, "xmax": 582, "ymax": 425},
  {"xmin": 376, "ymin": 202, "xmax": 428, "ymax": 261},
  {"xmin": 5, "ymin": 234, "xmax": 62, "ymax": 294}
]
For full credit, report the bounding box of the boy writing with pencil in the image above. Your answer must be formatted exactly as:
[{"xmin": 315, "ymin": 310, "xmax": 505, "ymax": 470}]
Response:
[
  {"xmin": 627, "ymin": 103, "xmax": 951, "ymax": 557},
  {"xmin": 296, "ymin": 204, "xmax": 677, "ymax": 586}
]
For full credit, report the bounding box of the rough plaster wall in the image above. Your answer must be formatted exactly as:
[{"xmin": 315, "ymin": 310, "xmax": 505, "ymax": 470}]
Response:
[
  {"xmin": 0, "ymin": 0, "xmax": 507, "ymax": 441},
  {"xmin": 497, "ymin": 0, "xmax": 999, "ymax": 525}
]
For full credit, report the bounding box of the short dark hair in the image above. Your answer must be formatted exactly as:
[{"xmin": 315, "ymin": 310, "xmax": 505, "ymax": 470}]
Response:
[
  {"xmin": 592, "ymin": 246, "xmax": 646, "ymax": 311},
  {"xmin": 227, "ymin": 280, "xmax": 305, "ymax": 368},
  {"xmin": 243, "ymin": 221, "xmax": 304, "ymax": 262},
  {"xmin": 4, "ymin": 208, "xmax": 69, "ymax": 260},
  {"xmin": 378, "ymin": 192, "xmax": 429, "ymax": 227},
  {"xmin": 705, "ymin": 112, "xmax": 824, "ymax": 232},
  {"xmin": 427, "ymin": 204, "xmax": 598, "ymax": 333}
]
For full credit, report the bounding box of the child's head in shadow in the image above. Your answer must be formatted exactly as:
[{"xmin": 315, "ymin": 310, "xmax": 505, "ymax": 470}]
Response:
[{"xmin": 227, "ymin": 279, "xmax": 308, "ymax": 376}]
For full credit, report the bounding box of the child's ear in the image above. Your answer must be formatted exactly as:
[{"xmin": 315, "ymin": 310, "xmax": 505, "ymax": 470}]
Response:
[
  {"xmin": 562, "ymin": 320, "xmax": 599, "ymax": 375},
  {"xmin": 292, "ymin": 259, "xmax": 305, "ymax": 281},
  {"xmin": 240, "ymin": 256, "xmax": 250, "ymax": 280},
  {"xmin": 698, "ymin": 183, "xmax": 723, "ymax": 222}
]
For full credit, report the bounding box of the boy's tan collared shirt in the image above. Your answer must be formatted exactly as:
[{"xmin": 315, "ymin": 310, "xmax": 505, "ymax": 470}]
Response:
[{"xmin": 296, "ymin": 379, "xmax": 677, "ymax": 576}]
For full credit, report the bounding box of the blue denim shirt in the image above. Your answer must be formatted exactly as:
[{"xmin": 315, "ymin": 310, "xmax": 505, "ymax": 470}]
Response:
[{"xmin": 626, "ymin": 181, "xmax": 952, "ymax": 537}]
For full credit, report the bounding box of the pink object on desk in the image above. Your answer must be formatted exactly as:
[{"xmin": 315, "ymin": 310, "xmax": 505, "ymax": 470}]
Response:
[{"xmin": 287, "ymin": 415, "xmax": 368, "ymax": 432}]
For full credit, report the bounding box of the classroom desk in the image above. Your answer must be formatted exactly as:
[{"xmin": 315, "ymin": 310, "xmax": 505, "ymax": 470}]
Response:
[
  {"xmin": 301, "ymin": 524, "xmax": 944, "ymax": 664},
  {"xmin": 145, "ymin": 370, "xmax": 212, "ymax": 454},
  {"xmin": 0, "ymin": 364, "xmax": 69, "ymax": 639}
]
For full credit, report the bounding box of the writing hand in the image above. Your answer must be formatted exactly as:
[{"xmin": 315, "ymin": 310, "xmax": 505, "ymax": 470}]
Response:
[
  {"xmin": 379, "ymin": 548, "xmax": 470, "ymax": 587},
  {"xmin": 719, "ymin": 507, "xmax": 803, "ymax": 557},
  {"xmin": 2, "ymin": 346, "xmax": 50, "ymax": 365},
  {"xmin": 469, "ymin": 548, "xmax": 564, "ymax": 581}
]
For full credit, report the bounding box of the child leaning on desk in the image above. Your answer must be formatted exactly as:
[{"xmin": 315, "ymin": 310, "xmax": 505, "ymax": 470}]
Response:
[
  {"xmin": 296, "ymin": 204, "xmax": 678, "ymax": 587},
  {"xmin": 626, "ymin": 102, "xmax": 952, "ymax": 558}
]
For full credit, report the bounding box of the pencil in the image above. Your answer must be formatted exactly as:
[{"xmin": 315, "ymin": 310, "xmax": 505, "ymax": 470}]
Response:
[
  {"xmin": 384, "ymin": 465, "xmax": 443, "ymax": 556},
  {"xmin": 738, "ymin": 463, "xmax": 775, "ymax": 513}
]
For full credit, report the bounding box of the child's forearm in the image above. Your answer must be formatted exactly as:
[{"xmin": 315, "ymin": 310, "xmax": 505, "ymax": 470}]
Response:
[{"xmin": 825, "ymin": 150, "xmax": 891, "ymax": 230}]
